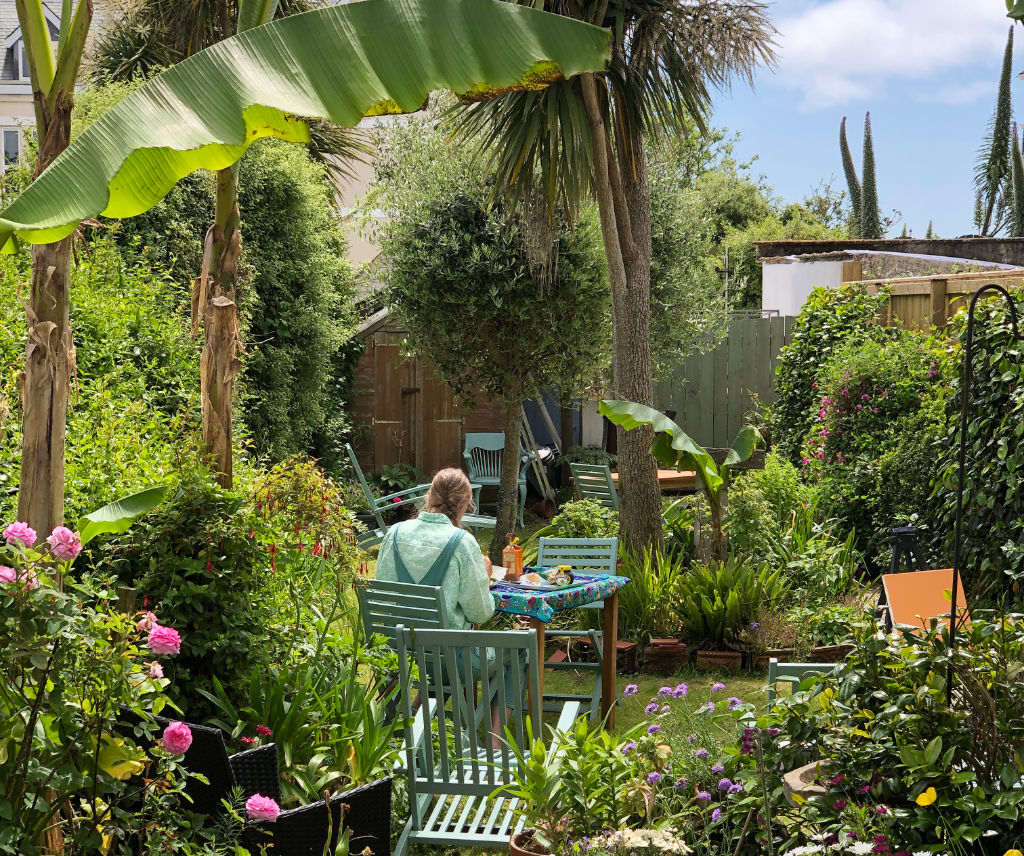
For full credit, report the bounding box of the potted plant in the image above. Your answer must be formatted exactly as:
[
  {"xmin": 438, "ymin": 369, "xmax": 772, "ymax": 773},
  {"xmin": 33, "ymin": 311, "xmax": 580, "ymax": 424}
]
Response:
[
  {"xmin": 736, "ymin": 610, "xmax": 802, "ymax": 671},
  {"xmin": 676, "ymin": 558, "xmax": 787, "ymax": 674},
  {"xmin": 787, "ymin": 604, "xmax": 858, "ymax": 663},
  {"xmin": 497, "ymin": 725, "xmax": 565, "ymax": 855}
]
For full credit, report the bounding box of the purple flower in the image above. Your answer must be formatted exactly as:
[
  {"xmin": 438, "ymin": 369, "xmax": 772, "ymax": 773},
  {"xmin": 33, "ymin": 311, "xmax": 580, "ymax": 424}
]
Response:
[
  {"xmin": 645, "ymin": 702, "xmax": 659, "ymax": 715},
  {"xmin": 623, "ymin": 683, "xmax": 638, "ymax": 697},
  {"xmin": 695, "ymin": 748, "xmax": 709, "ymax": 759},
  {"xmin": 727, "ymin": 697, "xmax": 742, "ymax": 709},
  {"xmin": 766, "ymin": 727, "xmax": 780, "ymax": 736},
  {"xmin": 696, "ymin": 790, "xmax": 711, "ymax": 801},
  {"xmin": 647, "ymin": 772, "xmax": 661, "ymax": 785},
  {"xmin": 711, "ymin": 763, "xmax": 725, "ymax": 774},
  {"xmin": 621, "ymin": 741, "xmax": 637, "ymax": 755},
  {"xmin": 647, "ymin": 724, "xmax": 661, "ymax": 734},
  {"xmin": 673, "ymin": 778, "xmax": 688, "ymax": 789},
  {"xmin": 673, "ymin": 683, "xmax": 688, "ymax": 698},
  {"xmin": 711, "ymin": 682, "xmax": 726, "ymax": 692},
  {"xmin": 658, "ymin": 686, "xmax": 673, "ymax": 697},
  {"xmin": 686, "ymin": 733, "xmax": 697, "ymax": 743},
  {"xmin": 700, "ymin": 702, "xmax": 716, "ymax": 714},
  {"xmin": 832, "ymin": 799, "xmax": 847, "ymax": 812},
  {"xmin": 711, "ymin": 808, "xmax": 722, "ymax": 823},
  {"xmin": 874, "ymin": 805, "xmax": 889, "ymax": 816},
  {"xmin": 717, "ymin": 778, "xmax": 732, "ymax": 791},
  {"xmin": 750, "ymin": 622, "xmax": 760, "ymax": 632},
  {"xmin": 728, "ymin": 783, "xmax": 743, "ymax": 794},
  {"xmin": 660, "ymin": 705, "xmax": 670, "ymax": 714}
]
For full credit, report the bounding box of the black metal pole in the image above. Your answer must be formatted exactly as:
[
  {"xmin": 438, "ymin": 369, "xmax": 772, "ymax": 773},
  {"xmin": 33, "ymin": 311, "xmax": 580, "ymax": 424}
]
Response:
[{"xmin": 947, "ymin": 283, "xmax": 1019, "ymax": 707}]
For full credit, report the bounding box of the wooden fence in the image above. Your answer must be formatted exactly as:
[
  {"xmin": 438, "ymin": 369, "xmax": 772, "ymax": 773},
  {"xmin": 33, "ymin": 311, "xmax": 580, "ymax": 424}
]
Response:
[
  {"xmin": 862, "ymin": 269, "xmax": 1024, "ymax": 331},
  {"xmin": 653, "ymin": 316, "xmax": 794, "ymax": 448}
]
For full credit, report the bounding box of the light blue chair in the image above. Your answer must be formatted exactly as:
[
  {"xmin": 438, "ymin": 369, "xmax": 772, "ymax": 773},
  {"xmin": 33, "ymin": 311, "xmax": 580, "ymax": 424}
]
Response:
[
  {"xmin": 463, "ymin": 433, "xmax": 532, "ymax": 528},
  {"xmin": 569, "ymin": 462, "xmax": 619, "ymax": 510}
]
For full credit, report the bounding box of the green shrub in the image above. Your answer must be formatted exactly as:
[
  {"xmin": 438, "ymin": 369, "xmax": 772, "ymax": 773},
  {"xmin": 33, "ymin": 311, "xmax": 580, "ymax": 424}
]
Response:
[
  {"xmin": 932, "ymin": 293, "xmax": 1024, "ymax": 598},
  {"xmin": 525, "ymin": 498, "xmax": 619, "ymax": 563},
  {"xmin": 772, "ymin": 285, "xmax": 889, "ymax": 463},
  {"xmin": 238, "ymin": 139, "xmax": 359, "ymax": 466},
  {"xmin": 802, "ymin": 335, "xmax": 947, "ymax": 569},
  {"xmin": 724, "ymin": 452, "xmax": 815, "ymax": 562},
  {"xmin": 0, "ymin": 240, "xmax": 201, "ymax": 523},
  {"xmin": 675, "ymin": 557, "xmax": 787, "ymax": 649}
]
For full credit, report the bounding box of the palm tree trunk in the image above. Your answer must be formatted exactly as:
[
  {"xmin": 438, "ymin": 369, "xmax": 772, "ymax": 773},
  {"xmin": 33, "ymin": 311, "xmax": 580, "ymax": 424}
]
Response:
[
  {"xmin": 200, "ymin": 166, "xmax": 242, "ymax": 488},
  {"xmin": 18, "ymin": 95, "xmax": 75, "ymax": 543},
  {"xmin": 490, "ymin": 398, "xmax": 524, "ymax": 565},
  {"xmin": 579, "ymin": 73, "xmax": 662, "ymax": 555}
]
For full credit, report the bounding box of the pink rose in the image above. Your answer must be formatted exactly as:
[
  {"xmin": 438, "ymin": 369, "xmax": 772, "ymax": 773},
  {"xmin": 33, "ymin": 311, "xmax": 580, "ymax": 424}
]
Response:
[
  {"xmin": 0, "ymin": 566, "xmax": 16, "ymax": 584},
  {"xmin": 147, "ymin": 661, "xmax": 164, "ymax": 679},
  {"xmin": 136, "ymin": 611, "xmax": 158, "ymax": 633},
  {"xmin": 161, "ymin": 721, "xmax": 193, "ymax": 755},
  {"xmin": 147, "ymin": 625, "xmax": 182, "ymax": 655},
  {"xmin": 3, "ymin": 522, "xmax": 37, "ymax": 548},
  {"xmin": 46, "ymin": 526, "xmax": 82, "ymax": 561},
  {"xmin": 246, "ymin": 794, "xmax": 281, "ymax": 822},
  {"xmin": 21, "ymin": 570, "xmax": 39, "ymax": 590}
]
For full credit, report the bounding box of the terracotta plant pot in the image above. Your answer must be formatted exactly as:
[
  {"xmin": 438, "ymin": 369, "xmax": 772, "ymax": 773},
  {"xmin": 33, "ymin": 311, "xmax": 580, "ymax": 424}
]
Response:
[
  {"xmin": 695, "ymin": 649, "xmax": 742, "ymax": 674},
  {"xmin": 510, "ymin": 829, "xmax": 550, "ymax": 856},
  {"xmin": 641, "ymin": 638, "xmax": 689, "ymax": 675},
  {"xmin": 808, "ymin": 643, "xmax": 853, "ymax": 663},
  {"xmin": 752, "ymin": 647, "xmax": 798, "ymax": 671}
]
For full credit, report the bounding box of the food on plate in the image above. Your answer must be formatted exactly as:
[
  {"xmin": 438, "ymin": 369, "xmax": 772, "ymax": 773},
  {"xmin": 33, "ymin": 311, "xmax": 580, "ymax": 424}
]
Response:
[{"xmin": 521, "ymin": 572, "xmax": 545, "ymax": 585}]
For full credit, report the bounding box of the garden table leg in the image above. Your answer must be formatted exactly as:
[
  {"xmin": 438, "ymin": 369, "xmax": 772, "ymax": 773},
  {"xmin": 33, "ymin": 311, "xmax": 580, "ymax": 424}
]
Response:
[
  {"xmin": 529, "ymin": 617, "xmax": 546, "ymax": 715},
  {"xmin": 602, "ymin": 591, "xmax": 619, "ymax": 728}
]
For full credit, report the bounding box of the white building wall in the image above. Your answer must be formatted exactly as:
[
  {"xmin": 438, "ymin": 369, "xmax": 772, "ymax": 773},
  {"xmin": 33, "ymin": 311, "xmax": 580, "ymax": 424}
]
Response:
[{"xmin": 761, "ymin": 260, "xmax": 845, "ymax": 316}]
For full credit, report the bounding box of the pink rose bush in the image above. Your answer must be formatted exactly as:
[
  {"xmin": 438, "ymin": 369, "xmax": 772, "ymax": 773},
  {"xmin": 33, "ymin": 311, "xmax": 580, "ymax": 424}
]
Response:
[
  {"xmin": 0, "ymin": 565, "xmax": 39, "ymax": 589},
  {"xmin": 136, "ymin": 611, "xmax": 158, "ymax": 633},
  {"xmin": 147, "ymin": 625, "xmax": 182, "ymax": 655},
  {"xmin": 160, "ymin": 721, "xmax": 193, "ymax": 755},
  {"xmin": 245, "ymin": 793, "xmax": 281, "ymax": 822},
  {"xmin": 0, "ymin": 566, "xmax": 16, "ymax": 584},
  {"xmin": 46, "ymin": 526, "xmax": 82, "ymax": 561},
  {"xmin": 3, "ymin": 521, "xmax": 37, "ymax": 548}
]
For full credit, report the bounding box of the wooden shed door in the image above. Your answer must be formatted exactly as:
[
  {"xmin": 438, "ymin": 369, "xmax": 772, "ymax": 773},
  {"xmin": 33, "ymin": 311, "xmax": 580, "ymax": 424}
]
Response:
[
  {"xmin": 372, "ymin": 333, "xmax": 417, "ymax": 470},
  {"xmin": 414, "ymin": 364, "xmax": 464, "ymax": 477}
]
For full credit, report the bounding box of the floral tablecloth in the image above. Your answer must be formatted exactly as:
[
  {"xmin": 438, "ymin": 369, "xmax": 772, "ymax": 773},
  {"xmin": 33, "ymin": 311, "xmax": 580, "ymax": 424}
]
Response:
[{"xmin": 490, "ymin": 574, "xmax": 631, "ymax": 623}]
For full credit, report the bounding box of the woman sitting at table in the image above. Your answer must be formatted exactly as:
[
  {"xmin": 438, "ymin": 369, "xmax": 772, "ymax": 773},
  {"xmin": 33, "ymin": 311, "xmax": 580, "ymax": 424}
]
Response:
[{"xmin": 375, "ymin": 468, "xmax": 522, "ymax": 745}]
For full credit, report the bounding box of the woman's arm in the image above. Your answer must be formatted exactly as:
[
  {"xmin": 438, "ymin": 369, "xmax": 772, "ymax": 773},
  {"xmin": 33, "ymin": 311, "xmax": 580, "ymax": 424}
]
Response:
[{"xmin": 455, "ymin": 537, "xmax": 496, "ymax": 625}]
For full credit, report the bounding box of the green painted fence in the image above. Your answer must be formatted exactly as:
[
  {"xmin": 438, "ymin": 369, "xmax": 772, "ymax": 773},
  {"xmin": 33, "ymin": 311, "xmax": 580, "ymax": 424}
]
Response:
[{"xmin": 653, "ymin": 316, "xmax": 794, "ymax": 448}]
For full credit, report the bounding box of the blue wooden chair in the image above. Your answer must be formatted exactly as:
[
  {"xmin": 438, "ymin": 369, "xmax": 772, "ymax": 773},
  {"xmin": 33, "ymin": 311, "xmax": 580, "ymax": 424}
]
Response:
[
  {"xmin": 569, "ymin": 463, "xmax": 619, "ymax": 510},
  {"xmin": 535, "ymin": 537, "xmax": 618, "ymax": 722},
  {"xmin": 463, "ymin": 433, "xmax": 532, "ymax": 528},
  {"xmin": 356, "ymin": 579, "xmax": 449, "ymax": 649},
  {"xmin": 347, "ymin": 444, "xmax": 496, "ymax": 548},
  {"xmin": 394, "ymin": 625, "xmax": 580, "ymax": 855},
  {"xmin": 766, "ymin": 658, "xmax": 837, "ymax": 704}
]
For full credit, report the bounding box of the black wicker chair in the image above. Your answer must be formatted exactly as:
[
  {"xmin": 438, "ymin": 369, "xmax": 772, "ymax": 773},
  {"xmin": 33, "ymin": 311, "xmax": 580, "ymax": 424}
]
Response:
[{"xmin": 118, "ymin": 710, "xmax": 392, "ymax": 855}]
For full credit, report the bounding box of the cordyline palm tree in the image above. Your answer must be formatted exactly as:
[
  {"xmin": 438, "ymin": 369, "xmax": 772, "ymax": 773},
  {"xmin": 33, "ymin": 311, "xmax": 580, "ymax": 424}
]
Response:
[
  {"xmin": 460, "ymin": 0, "xmax": 775, "ymax": 553},
  {"xmin": 0, "ymin": 0, "xmax": 611, "ymax": 500},
  {"xmin": 15, "ymin": 0, "xmax": 92, "ymax": 542}
]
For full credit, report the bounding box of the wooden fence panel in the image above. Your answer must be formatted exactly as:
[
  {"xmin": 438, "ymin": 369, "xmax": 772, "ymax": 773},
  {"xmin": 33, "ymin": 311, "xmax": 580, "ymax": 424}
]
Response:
[{"xmin": 655, "ymin": 317, "xmax": 794, "ymax": 448}]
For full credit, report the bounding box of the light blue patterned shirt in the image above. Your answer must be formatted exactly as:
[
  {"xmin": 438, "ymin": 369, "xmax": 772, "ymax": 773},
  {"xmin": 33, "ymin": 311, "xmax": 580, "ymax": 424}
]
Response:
[{"xmin": 375, "ymin": 512, "xmax": 495, "ymax": 631}]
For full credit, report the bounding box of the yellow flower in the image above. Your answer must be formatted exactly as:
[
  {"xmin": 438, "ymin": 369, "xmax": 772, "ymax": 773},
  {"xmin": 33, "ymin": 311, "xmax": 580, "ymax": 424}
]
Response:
[
  {"xmin": 915, "ymin": 786, "xmax": 938, "ymax": 807},
  {"xmin": 1003, "ymin": 850, "xmax": 1023, "ymax": 856}
]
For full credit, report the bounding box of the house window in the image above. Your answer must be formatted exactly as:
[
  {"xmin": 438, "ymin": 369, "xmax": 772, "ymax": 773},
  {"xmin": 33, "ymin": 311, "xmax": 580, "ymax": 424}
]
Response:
[
  {"xmin": 3, "ymin": 130, "xmax": 21, "ymax": 169},
  {"xmin": 19, "ymin": 41, "xmax": 29, "ymax": 80}
]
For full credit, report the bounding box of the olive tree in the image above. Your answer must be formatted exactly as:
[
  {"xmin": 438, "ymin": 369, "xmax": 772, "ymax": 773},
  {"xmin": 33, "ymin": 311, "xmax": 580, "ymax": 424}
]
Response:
[{"xmin": 369, "ymin": 112, "xmax": 609, "ymax": 559}]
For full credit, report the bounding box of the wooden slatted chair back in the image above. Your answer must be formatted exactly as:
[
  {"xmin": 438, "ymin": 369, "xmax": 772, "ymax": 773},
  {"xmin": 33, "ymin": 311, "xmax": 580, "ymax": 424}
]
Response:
[
  {"xmin": 356, "ymin": 580, "xmax": 449, "ymax": 650},
  {"xmin": 569, "ymin": 463, "xmax": 619, "ymax": 510},
  {"xmin": 347, "ymin": 443, "xmax": 388, "ymax": 530},
  {"xmin": 536, "ymin": 537, "xmax": 619, "ymax": 576},
  {"xmin": 463, "ymin": 433, "xmax": 506, "ymax": 483},
  {"xmin": 397, "ymin": 626, "xmax": 541, "ymax": 795}
]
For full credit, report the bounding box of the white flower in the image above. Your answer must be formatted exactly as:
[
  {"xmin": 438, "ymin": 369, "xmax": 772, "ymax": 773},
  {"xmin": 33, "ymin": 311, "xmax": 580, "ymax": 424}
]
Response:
[
  {"xmin": 781, "ymin": 847, "xmax": 823, "ymax": 856},
  {"xmin": 846, "ymin": 844, "xmax": 873, "ymax": 855}
]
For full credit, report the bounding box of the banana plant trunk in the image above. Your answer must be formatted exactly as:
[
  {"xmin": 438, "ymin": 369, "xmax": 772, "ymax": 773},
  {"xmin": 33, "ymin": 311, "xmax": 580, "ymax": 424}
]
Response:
[
  {"xmin": 17, "ymin": 98, "xmax": 75, "ymax": 544},
  {"xmin": 580, "ymin": 72, "xmax": 662, "ymax": 555},
  {"xmin": 491, "ymin": 398, "xmax": 525, "ymax": 566},
  {"xmin": 200, "ymin": 166, "xmax": 242, "ymax": 488}
]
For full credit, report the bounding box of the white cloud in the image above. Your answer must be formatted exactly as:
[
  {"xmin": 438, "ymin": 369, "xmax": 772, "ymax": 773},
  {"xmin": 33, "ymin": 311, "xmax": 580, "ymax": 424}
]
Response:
[{"xmin": 773, "ymin": 0, "xmax": 1010, "ymax": 109}]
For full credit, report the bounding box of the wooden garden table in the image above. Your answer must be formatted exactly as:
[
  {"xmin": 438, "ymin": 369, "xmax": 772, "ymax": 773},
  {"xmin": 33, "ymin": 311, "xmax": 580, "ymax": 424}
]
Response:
[
  {"xmin": 608, "ymin": 468, "xmax": 697, "ymax": 492},
  {"xmin": 489, "ymin": 573, "xmax": 630, "ymax": 728}
]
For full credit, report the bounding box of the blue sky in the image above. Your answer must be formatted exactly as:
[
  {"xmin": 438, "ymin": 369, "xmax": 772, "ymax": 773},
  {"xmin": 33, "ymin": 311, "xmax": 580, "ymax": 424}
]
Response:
[{"xmin": 710, "ymin": 1, "xmax": 1016, "ymax": 238}]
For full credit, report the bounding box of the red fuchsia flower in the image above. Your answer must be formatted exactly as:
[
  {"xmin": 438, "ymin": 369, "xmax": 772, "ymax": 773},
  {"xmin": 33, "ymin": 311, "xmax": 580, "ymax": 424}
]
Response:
[
  {"xmin": 0, "ymin": 566, "xmax": 16, "ymax": 584},
  {"xmin": 246, "ymin": 794, "xmax": 281, "ymax": 822},
  {"xmin": 256, "ymin": 724, "xmax": 272, "ymax": 737},
  {"xmin": 161, "ymin": 721, "xmax": 193, "ymax": 755},
  {"xmin": 46, "ymin": 526, "xmax": 82, "ymax": 561},
  {"xmin": 148, "ymin": 625, "xmax": 182, "ymax": 655},
  {"xmin": 136, "ymin": 611, "xmax": 158, "ymax": 633},
  {"xmin": 3, "ymin": 522, "xmax": 37, "ymax": 548}
]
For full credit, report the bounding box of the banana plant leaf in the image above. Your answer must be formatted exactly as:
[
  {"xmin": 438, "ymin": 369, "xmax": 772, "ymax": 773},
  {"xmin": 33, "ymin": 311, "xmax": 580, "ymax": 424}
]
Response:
[{"xmin": 0, "ymin": 0, "xmax": 610, "ymax": 251}]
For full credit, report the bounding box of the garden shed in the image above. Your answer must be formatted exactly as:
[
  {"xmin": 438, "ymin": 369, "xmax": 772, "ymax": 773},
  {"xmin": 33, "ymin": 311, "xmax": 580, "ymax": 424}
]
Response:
[{"xmin": 351, "ymin": 308, "xmax": 507, "ymax": 475}]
